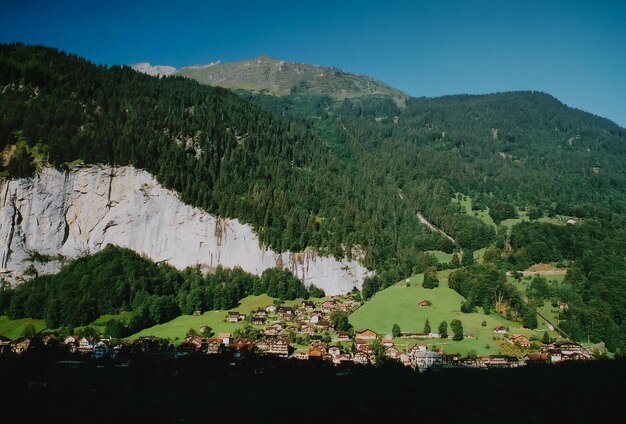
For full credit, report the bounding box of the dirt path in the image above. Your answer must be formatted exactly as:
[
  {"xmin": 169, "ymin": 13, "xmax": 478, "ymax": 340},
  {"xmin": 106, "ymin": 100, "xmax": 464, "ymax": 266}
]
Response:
[
  {"xmin": 416, "ymin": 210, "xmax": 457, "ymax": 246},
  {"xmin": 506, "ymin": 269, "xmax": 567, "ymax": 277}
]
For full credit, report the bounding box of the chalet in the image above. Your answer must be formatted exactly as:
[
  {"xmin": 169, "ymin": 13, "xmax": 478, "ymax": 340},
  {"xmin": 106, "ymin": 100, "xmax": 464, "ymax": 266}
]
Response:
[
  {"xmin": 64, "ymin": 335, "xmax": 78, "ymax": 345},
  {"xmin": 42, "ymin": 334, "xmax": 58, "ymax": 345},
  {"xmin": 251, "ymin": 316, "xmax": 265, "ymax": 326},
  {"xmin": 255, "ymin": 339, "xmax": 270, "ymax": 352},
  {"xmin": 79, "ymin": 337, "xmax": 95, "ymax": 353},
  {"xmin": 353, "ymin": 351, "xmax": 370, "ymax": 365},
  {"xmin": 308, "ymin": 347, "xmax": 324, "ymax": 359},
  {"xmin": 385, "ymin": 346, "xmax": 401, "ymax": 360},
  {"xmin": 321, "ymin": 300, "xmax": 338, "ymax": 312},
  {"xmin": 217, "ymin": 332, "xmax": 231, "ymax": 345},
  {"xmin": 441, "ymin": 353, "xmax": 461, "ymax": 367},
  {"xmin": 480, "ymin": 355, "xmax": 520, "ymax": 368},
  {"xmin": 0, "ymin": 336, "xmax": 12, "ymax": 355},
  {"xmin": 132, "ymin": 336, "xmax": 167, "ymax": 353},
  {"xmin": 382, "ymin": 337, "xmax": 394, "ymax": 347},
  {"xmin": 94, "ymin": 340, "xmax": 112, "ymax": 358},
  {"xmin": 178, "ymin": 336, "xmax": 202, "ymax": 355},
  {"xmin": 493, "ymin": 326, "xmax": 508, "ymax": 334},
  {"xmin": 553, "ymin": 341, "xmax": 585, "ymax": 355},
  {"xmin": 545, "ymin": 341, "xmax": 591, "ymax": 362},
  {"xmin": 227, "ymin": 311, "xmax": 241, "ymax": 323},
  {"xmin": 184, "ymin": 335, "xmax": 204, "ymax": 349},
  {"xmin": 254, "ymin": 308, "xmax": 268, "ymax": 318},
  {"xmin": 547, "ymin": 349, "xmax": 562, "ymax": 363},
  {"xmin": 293, "ymin": 351, "xmax": 309, "ymax": 360},
  {"xmin": 418, "ymin": 299, "xmax": 432, "ymax": 307},
  {"xmin": 277, "ymin": 306, "xmax": 295, "ymax": 317},
  {"xmin": 265, "ymin": 305, "xmax": 277, "ymax": 314},
  {"xmin": 410, "ymin": 350, "xmax": 442, "ymax": 371},
  {"xmin": 267, "ymin": 336, "xmax": 290, "ymax": 357},
  {"xmin": 192, "ymin": 310, "xmax": 202, "ymax": 316},
  {"xmin": 409, "ymin": 343, "xmax": 428, "ymax": 353},
  {"xmin": 309, "ymin": 313, "xmax": 321, "ymax": 324},
  {"xmin": 509, "ymin": 334, "xmax": 530, "ymax": 348},
  {"xmin": 12, "ymin": 338, "xmax": 31, "ymax": 355},
  {"xmin": 322, "ymin": 353, "xmax": 334, "ymax": 363},
  {"xmin": 336, "ymin": 332, "xmax": 351, "ymax": 342},
  {"xmin": 264, "ymin": 323, "xmax": 284, "ymax": 336},
  {"xmin": 316, "ymin": 320, "xmax": 331, "ymax": 331},
  {"xmin": 206, "ymin": 339, "xmax": 221, "ymax": 354},
  {"xmin": 338, "ymin": 303, "xmax": 351, "ymax": 313},
  {"xmin": 399, "ymin": 353, "xmax": 412, "ymax": 367},
  {"xmin": 355, "ymin": 342, "xmax": 372, "ymax": 353},
  {"xmin": 355, "ymin": 328, "xmax": 377, "ymax": 340},
  {"xmin": 524, "ymin": 352, "xmax": 549, "ymax": 365},
  {"xmin": 299, "ymin": 325, "xmax": 315, "ymax": 336},
  {"xmin": 334, "ymin": 353, "xmax": 353, "ymax": 365},
  {"xmin": 227, "ymin": 340, "xmax": 255, "ymax": 360},
  {"xmin": 310, "ymin": 335, "xmax": 325, "ymax": 345},
  {"xmin": 328, "ymin": 346, "xmax": 341, "ymax": 357},
  {"xmin": 301, "ymin": 300, "xmax": 315, "ymax": 311}
]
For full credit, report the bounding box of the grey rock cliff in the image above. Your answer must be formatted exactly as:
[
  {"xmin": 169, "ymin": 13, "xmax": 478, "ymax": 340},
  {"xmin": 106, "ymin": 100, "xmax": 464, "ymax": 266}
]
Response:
[{"xmin": 0, "ymin": 167, "xmax": 369, "ymax": 295}]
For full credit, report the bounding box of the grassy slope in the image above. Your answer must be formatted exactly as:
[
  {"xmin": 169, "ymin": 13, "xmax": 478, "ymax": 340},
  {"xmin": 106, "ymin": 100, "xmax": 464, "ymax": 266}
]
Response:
[
  {"xmin": 452, "ymin": 194, "xmax": 574, "ymax": 232},
  {"xmin": 176, "ymin": 56, "xmax": 407, "ymax": 101},
  {"xmin": 427, "ymin": 250, "xmax": 453, "ymax": 264},
  {"xmin": 125, "ymin": 294, "xmax": 328, "ymax": 343},
  {"xmin": 0, "ymin": 316, "xmax": 47, "ymax": 340},
  {"xmin": 349, "ymin": 272, "xmax": 554, "ymax": 356}
]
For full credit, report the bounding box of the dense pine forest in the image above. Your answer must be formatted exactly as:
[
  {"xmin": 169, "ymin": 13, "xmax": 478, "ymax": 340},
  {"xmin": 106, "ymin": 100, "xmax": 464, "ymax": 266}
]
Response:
[
  {"xmin": 1, "ymin": 44, "xmax": 626, "ymax": 351},
  {"xmin": 0, "ymin": 245, "xmax": 318, "ymax": 335}
]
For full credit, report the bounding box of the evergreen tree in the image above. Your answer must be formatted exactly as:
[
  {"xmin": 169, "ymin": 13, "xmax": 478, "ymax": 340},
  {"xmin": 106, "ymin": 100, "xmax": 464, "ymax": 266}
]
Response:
[
  {"xmin": 423, "ymin": 318, "xmax": 431, "ymax": 334},
  {"xmin": 450, "ymin": 319, "xmax": 464, "ymax": 341},
  {"xmin": 392, "ymin": 323, "xmax": 401, "ymax": 338},
  {"xmin": 422, "ymin": 267, "xmax": 440, "ymax": 289},
  {"xmin": 438, "ymin": 321, "xmax": 448, "ymax": 339}
]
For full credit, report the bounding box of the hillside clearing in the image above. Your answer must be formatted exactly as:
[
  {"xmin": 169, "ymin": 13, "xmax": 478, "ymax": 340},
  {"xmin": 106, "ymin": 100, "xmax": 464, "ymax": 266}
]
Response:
[{"xmin": 349, "ymin": 272, "xmax": 552, "ymax": 356}]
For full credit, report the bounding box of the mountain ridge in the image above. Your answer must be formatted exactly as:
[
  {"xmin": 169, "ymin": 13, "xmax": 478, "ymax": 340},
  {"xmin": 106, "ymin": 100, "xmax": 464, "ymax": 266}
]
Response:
[{"xmin": 132, "ymin": 54, "xmax": 408, "ymax": 104}]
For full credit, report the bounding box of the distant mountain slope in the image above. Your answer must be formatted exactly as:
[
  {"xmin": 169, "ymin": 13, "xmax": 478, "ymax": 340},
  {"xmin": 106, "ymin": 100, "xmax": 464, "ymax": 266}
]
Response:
[
  {"xmin": 175, "ymin": 55, "xmax": 407, "ymax": 104},
  {"xmin": 130, "ymin": 62, "xmax": 176, "ymax": 77}
]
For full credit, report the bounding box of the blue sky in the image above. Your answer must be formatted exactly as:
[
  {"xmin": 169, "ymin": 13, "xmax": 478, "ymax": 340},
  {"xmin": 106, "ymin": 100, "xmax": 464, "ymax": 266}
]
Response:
[{"xmin": 1, "ymin": 0, "xmax": 625, "ymax": 127}]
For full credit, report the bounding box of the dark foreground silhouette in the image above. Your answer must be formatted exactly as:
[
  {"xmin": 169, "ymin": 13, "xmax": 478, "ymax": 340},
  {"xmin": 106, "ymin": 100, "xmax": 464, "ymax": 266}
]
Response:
[{"xmin": 1, "ymin": 349, "xmax": 624, "ymax": 423}]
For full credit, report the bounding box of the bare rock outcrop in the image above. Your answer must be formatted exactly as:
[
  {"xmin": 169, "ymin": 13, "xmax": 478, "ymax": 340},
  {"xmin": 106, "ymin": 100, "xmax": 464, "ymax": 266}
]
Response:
[{"xmin": 0, "ymin": 167, "xmax": 369, "ymax": 295}]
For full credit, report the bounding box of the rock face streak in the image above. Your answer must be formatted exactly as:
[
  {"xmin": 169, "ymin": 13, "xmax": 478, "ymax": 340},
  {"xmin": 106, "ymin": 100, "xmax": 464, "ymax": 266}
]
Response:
[{"xmin": 0, "ymin": 167, "xmax": 369, "ymax": 295}]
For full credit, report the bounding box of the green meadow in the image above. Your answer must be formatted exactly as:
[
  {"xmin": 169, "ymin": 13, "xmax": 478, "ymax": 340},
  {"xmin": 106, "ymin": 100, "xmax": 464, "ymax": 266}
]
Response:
[
  {"xmin": 426, "ymin": 250, "xmax": 454, "ymax": 264},
  {"xmin": 452, "ymin": 193, "xmax": 575, "ymax": 232},
  {"xmin": 349, "ymin": 272, "xmax": 555, "ymax": 356},
  {"xmin": 0, "ymin": 316, "xmax": 47, "ymax": 340},
  {"xmin": 125, "ymin": 294, "xmax": 322, "ymax": 343}
]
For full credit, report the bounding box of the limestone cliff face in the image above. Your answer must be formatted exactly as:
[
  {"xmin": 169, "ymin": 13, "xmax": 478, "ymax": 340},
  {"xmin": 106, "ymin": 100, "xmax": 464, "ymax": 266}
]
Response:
[{"xmin": 0, "ymin": 166, "xmax": 370, "ymax": 295}]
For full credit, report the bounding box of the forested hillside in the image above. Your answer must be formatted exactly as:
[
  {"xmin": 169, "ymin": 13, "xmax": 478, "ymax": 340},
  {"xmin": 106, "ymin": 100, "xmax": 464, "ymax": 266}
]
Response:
[
  {"xmin": 2, "ymin": 44, "xmax": 626, "ymax": 351},
  {"xmin": 241, "ymin": 85, "xmax": 626, "ymax": 352},
  {"xmin": 0, "ymin": 245, "xmax": 317, "ymax": 335},
  {"xmin": 0, "ymin": 43, "xmax": 451, "ymax": 285}
]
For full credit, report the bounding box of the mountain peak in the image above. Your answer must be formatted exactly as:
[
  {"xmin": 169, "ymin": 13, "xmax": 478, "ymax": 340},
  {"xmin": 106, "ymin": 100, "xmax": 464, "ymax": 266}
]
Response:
[
  {"xmin": 130, "ymin": 62, "xmax": 177, "ymax": 78},
  {"xmin": 175, "ymin": 56, "xmax": 407, "ymax": 102}
]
